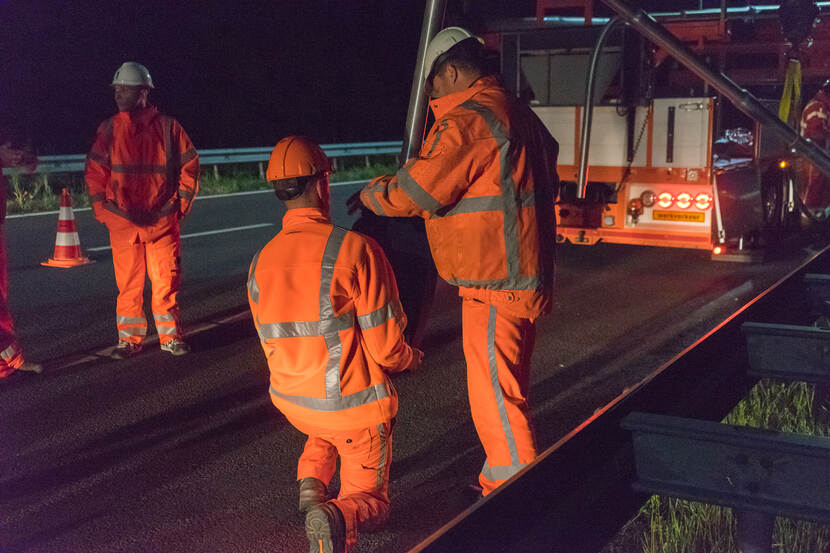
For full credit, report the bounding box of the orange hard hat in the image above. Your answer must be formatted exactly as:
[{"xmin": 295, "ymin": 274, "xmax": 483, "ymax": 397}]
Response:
[{"xmin": 266, "ymin": 136, "xmax": 332, "ymax": 182}]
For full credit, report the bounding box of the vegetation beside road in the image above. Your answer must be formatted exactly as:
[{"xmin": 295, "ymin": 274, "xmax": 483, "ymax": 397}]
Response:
[
  {"xmin": 5, "ymin": 156, "xmax": 398, "ymax": 215},
  {"xmin": 605, "ymin": 380, "xmax": 830, "ymax": 553}
]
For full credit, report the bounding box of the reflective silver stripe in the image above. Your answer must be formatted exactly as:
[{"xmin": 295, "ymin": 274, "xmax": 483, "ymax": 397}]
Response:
[
  {"xmin": 269, "ymin": 382, "xmax": 389, "ymax": 411},
  {"xmin": 117, "ymin": 315, "xmax": 146, "ymax": 325},
  {"xmin": 397, "ymin": 166, "xmax": 443, "ymax": 215},
  {"xmin": 101, "ymin": 202, "xmax": 131, "ymax": 220},
  {"xmin": 1, "ymin": 344, "xmax": 18, "ymax": 360},
  {"xmin": 87, "ymin": 151, "xmax": 110, "ymax": 166},
  {"xmin": 258, "ymin": 312, "xmax": 354, "ymax": 339},
  {"xmin": 54, "ymin": 233, "xmax": 80, "ymax": 247},
  {"xmin": 460, "ymin": 100, "xmax": 522, "ymax": 281},
  {"xmin": 487, "ymin": 305, "xmax": 521, "ymax": 466},
  {"xmin": 111, "ymin": 164, "xmax": 166, "ymax": 174},
  {"xmin": 480, "ymin": 459, "xmax": 528, "ymax": 482},
  {"xmin": 248, "ymin": 250, "xmax": 261, "ymax": 304},
  {"xmin": 119, "ymin": 328, "xmax": 147, "ymax": 338},
  {"xmin": 180, "ymin": 148, "xmax": 198, "ymax": 164},
  {"xmin": 178, "ymin": 186, "xmax": 196, "ymax": 200},
  {"xmin": 376, "ymin": 423, "xmax": 388, "ymax": 489},
  {"xmin": 447, "ymin": 274, "xmax": 540, "ymax": 291},
  {"xmin": 444, "ymin": 195, "xmax": 502, "ymax": 216},
  {"xmin": 320, "ymin": 227, "xmax": 348, "ymax": 400},
  {"xmin": 153, "ymin": 313, "xmax": 175, "ymax": 322},
  {"xmin": 366, "ymin": 185, "xmax": 387, "ymax": 216},
  {"xmin": 88, "ymin": 193, "xmax": 106, "ymax": 203},
  {"xmin": 356, "ymin": 300, "xmax": 402, "ymax": 330}
]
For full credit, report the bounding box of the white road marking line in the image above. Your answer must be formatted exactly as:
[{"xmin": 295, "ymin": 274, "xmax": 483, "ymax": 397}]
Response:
[
  {"xmin": 6, "ymin": 179, "xmax": 371, "ymax": 219},
  {"xmin": 86, "ymin": 223, "xmax": 274, "ymax": 252}
]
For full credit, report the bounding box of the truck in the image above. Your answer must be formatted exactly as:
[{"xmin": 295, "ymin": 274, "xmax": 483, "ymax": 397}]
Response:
[{"xmin": 478, "ymin": 0, "xmax": 830, "ymax": 259}]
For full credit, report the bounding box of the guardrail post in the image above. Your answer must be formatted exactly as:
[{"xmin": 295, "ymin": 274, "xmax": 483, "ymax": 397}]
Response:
[
  {"xmin": 258, "ymin": 162, "xmax": 265, "ymax": 179},
  {"xmin": 364, "ymin": 155, "xmax": 370, "ymax": 168},
  {"xmin": 735, "ymin": 510, "xmax": 775, "ymax": 553},
  {"xmin": 213, "ymin": 165, "xmax": 219, "ymax": 180}
]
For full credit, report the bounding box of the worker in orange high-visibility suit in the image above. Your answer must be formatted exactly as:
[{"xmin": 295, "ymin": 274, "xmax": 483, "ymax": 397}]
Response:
[
  {"xmin": 352, "ymin": 27, "xmax": 559, "ymax": 497},
  {"xmin": 0, "ymin": 132, "xmax": 42, "ymax": 378},
  {"xmin": 248, "ymin": 137, "xmax": 422, "ymax": 553},
  {"xmin": 800, "ymin": 79, "xmax": 830, "ymax": 217},
  {"xmin": 85, "ymin": 62, "xmax": 199, "ymax": 359}
]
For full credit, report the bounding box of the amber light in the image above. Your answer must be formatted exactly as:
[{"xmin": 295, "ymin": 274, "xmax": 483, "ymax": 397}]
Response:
[
  {"xmin": 713, "ymin": 245, "xmax": 724, "ymax": 255},
  {"xmin": 657, "ymin": 192, "xmax": 674, "ymax": 208},
  {"xmin": 779, "ymin": 160, "xmax": 787, "ymax": 169},
  {"xmin": 675, "ymin": 192, "xmax": 692, "ymax": 209},
  {"xmin": 695, "ymin": 193, "xmax": 713, "ymax": 210}
]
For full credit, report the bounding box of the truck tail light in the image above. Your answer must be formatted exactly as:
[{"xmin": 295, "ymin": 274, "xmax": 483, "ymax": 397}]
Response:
[
  {"xmin": 657, "ymin": 192, "xmax": 674, "ymax": 208},
  {"xmin": 675, "ymin": 192, "xmax": 692, "ymax": 209},
  {"xmin": 695, "ymin": 193, "xmax": 712, "ymax": 210}
]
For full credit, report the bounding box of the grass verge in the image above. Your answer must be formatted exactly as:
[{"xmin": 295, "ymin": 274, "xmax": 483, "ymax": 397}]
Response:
[
  {"xmin": 4, "ymin": 156, "xmax": 399, "ymax": 215},
  {"xmin": 604, "ymin": 380, "xmax": 830, "ymax": 553}
]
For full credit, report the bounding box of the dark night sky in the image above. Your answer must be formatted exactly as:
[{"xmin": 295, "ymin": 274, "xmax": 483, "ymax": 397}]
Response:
[{"xmin": 1, "ymin": 0, "xmax": 743, "ymax": 154}]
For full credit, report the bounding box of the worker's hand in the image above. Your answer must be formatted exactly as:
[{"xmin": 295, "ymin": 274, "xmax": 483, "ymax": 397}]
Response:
[
  {"xmin": 402, "ymin": 347, "xmax": 424, "ymax": 373},
  {"xmin": 0, "ymin": 142, "xmax": 24, "ymax": 168},
  {"xmin": 346, "ymin": 190, "xmax": 366, "ymax": 216}
]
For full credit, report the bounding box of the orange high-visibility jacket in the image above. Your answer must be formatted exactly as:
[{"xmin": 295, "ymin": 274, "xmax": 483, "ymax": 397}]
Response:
[
  {"xmin": 361, "ymin": 75, "xmax": 559, "ymax": 319},
  {"xmin": 85, "ymin": 106, "xmax": 199, "ymax": 238},
  {"xmin": 802, "ymin": 91, "xmax": 830, "ymax": 148},
  {"xmin": 247, "ymin": 208, "xmax": 415, "ymax": 434}
]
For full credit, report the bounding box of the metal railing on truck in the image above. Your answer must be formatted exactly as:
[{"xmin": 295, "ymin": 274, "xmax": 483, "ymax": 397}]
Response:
[
  {"xmin": 1, "ymin": 140, "xmax": 403, "ymax": 176},
  {"xmin": 408, "ymin": 244, "xmax": 830, "ymax": 553}
]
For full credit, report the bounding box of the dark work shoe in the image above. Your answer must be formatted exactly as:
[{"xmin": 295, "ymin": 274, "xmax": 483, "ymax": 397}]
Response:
[
  {"xmin": 305, "ymin": 502, "xmax": 346, "ymax": 553},
  {"xmin": 298, "ymin": 477, "xmax": 328, "ymax": 514},
  {"xmin": 110, "ymin": 341, "xmax": 143, "ymax": 360}
]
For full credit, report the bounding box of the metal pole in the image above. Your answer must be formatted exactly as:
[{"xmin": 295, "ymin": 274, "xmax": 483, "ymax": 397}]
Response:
[
  {"xmin": 577, "ymin": 17, "xmax": 625, "ymax": 199},
  {"xmin": 401, "ymin": 0, "xmax": 446, "ymax": 163},
  {"xmin": 600, "ymin": 0, "xmax": 830, "ymax": 179}
]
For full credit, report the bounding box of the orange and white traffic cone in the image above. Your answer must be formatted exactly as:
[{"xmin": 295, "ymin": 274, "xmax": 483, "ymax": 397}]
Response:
[{"xmin": 41, "ymin": 188, "xmax": 94, "ymax": 268}]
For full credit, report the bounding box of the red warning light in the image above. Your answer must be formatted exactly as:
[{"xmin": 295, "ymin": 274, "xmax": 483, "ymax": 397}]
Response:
[
  {"xmin": 676, "ymin": 192, "xmax": 692, "ymax": 209},
  {"xmin": 657, "ymin": 192, "xmax": 673, "ymax": 208},
  {"xmin": 695, "ymin": 193, "xmax": 713, "ymax": 210},
  {"xmin": 713, "ymin": 245, "xmax": 724, "ymax": 255}
]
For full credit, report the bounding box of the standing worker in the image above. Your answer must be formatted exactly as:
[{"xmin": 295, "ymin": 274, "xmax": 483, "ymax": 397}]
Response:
[
  {"xmin": 85, "ymin": 62, "xmax": 199, "ymax": 359},
  {"xmin": 0, "ymin": 130, "xmax": 42, "ymax": 378},
  {"xmin": 800, "ymin": 79, "xmax": 830, "ymax": 218},
  {"xmin": 351, "ymin": 27, "xmax": 559, "ymax": 496},
  {"xmin": 248, "ymin": 137, "xmax": 421, "ymax": 553}
]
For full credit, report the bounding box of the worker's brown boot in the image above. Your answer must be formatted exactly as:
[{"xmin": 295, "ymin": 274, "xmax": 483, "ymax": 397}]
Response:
[
  {"xmin": 298, "ymin": 477, "xmax": 328, "ymax": 514},
  {"xmin": 305, "ymin": 501, "xmax": 346, "ymax": 553}
]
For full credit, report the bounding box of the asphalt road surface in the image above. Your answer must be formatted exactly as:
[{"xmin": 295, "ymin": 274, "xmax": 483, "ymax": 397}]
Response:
[{"xmin": 1, "ymin": 184, "xmax": 823, "ymax": 552}]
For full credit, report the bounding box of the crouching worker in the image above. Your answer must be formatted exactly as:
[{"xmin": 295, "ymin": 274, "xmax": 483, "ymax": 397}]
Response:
[{"xmin": 247, "ymin": 136, "xmax": 423, "ymax": 552}]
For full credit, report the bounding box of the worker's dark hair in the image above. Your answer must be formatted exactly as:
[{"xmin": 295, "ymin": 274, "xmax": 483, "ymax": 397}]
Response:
[
  {"xmin": 431, "ymin": 37, "xmax": 492, "ymax": 80},
  {"xmin": 271, "ymin": 175, "xmax": 314, "ymax": 201}
]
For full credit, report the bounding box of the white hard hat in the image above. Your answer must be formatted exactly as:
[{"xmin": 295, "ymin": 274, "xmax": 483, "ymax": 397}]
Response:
[
  {"xmin": 112, "ymin": 62, "xmax": 154, "ymax": 88},
  {"xmin": 423, "ymin": 26, "xmax": 483, "ymax": 79}
]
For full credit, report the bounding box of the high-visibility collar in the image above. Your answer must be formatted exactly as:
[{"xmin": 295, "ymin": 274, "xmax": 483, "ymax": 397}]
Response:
[
  {"xmin": 281, "ymin": 207, "xmax": 330, "ymax": 230},
  {"xmin": 113, "ymin": 105, "xmax": 159, "ymax": 128},
  {"xmin": 428, "ymin": 75, "xmax": 501, "ymax": 120}
]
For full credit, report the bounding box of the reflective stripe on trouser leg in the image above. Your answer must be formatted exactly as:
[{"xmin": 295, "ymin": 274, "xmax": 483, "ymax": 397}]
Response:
[
  {"xmin": 462, "ymin": 299, "xmax": 537, "ymax": 496},
  {"xmin": 111, "ymin": 234, "xmax": 147, "ymax": 344},
  {"xmin": 145, "ymin": 227, "xmax": 181, "ymax": 344},
  {"xmin": 297, "ymin": 436, "xmax": 339, "ymax": 486},
  {"xmin": 0, "ymin": 229, "xmax": 23, "ymax": 377},
  {"xmin": 324, "ymin": 422, "xmax": 394, "ymax": 548}
]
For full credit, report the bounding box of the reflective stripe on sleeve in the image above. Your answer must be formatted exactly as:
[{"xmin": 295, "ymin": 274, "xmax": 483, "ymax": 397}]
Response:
[
  {"xmin": 87, "ymin": 151, "xmax": 110, "ymax": 167},
  {"xmin": 397, "ymin": 167, "xmax": 443, "ymax": 215},
  {"xmin": 111, "ymin": 164, "xmax": 166, "ymax": 174},
  {"xmin": 180, "ymin": 148, "xmax": 198, "ymax": 164},
  {"xmin": 88, "ymin": 193, "xmax": 106, "ymax": 203},
  {"xmin": 247, "ymin": 250, "xmax": 261, "ymax": 304},
  {"xmin": 1, "ymin": 343, "xmax": 19, "ymax": 361},
  {"xmin": 356, "ymin": 300, "xmax": 403, "ymax": 330}
]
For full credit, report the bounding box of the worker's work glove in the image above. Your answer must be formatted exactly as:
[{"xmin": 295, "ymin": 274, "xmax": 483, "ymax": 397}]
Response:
[
  {"xmin": 402, "ymin": 347, "xmax": 424, "ymax": 373},
  {"xmin": 346, "ymin": 190, "xmax": 366, "ymax": 216}
]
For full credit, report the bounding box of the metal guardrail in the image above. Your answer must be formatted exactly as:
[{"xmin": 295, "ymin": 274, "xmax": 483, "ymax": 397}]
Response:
[{"xmin": 1, "ymin": 141, "xmax": 403, "ymax": 176}]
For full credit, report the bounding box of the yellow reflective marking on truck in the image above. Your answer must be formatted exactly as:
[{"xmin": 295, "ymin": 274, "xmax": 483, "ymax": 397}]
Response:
[{"xmin": 652, "ymin": 211, "xmax": 705, "ymax": 223}]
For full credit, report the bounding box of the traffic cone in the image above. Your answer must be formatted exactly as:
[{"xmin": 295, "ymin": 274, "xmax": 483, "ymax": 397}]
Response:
[{"xmin": 41, "ymin": 188, "xmax": 94, "ymax": 268}]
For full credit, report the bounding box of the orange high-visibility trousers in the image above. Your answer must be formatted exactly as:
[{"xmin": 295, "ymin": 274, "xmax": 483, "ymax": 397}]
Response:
[
  {"xmin": 462, "ymin": 298, "xmax": 538, "ymax": 496},
  {"xmin": 0, "ymin": 228, "xmax": 23, "ymax": 378},
  {"xmin": 110, "ymin": 225, "xmax": 182, "ymax": 345},
  {"xmin": 297, "ymin": 422, "xmax": 394, "ymax": 549}
]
